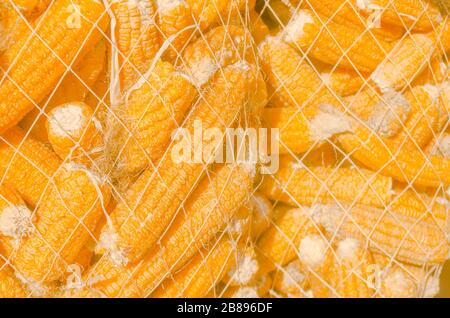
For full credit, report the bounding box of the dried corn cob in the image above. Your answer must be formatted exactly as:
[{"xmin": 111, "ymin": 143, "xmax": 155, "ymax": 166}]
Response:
[
  {"xmin": 108, "ymin": 0, "xmax": 160, "ymax": 92},
  {"xmin": 259, "ymin": 36, "xmax": 335, "ymax": 109},
  {"xmin": 282, "ymin": 9, "xmax": 394, "ymax": 73},
  {"xmin": 152, "ymin": 236, "xmax": 235, "ymax": 298},
  {"xmin": 392, "ymin": 85, "xmax": 440, "ymax": 149},
  {"xmin": 371, "ymin": 33, "xmax": 435, "ymax": 91},
  {"xmin": 310, "ymin": 238, "xmax": 376, "ymax": 298},
  {"xmin": 302, "ymin": 0, "xmax": 405, "ymax": 41},
  {"xmin": 178, "ymin": 25, "xmax": 251, "ymax": 87},
  {"xmin": 87, "ymin": 163, "xmax": 253, "ymax": 297},
  {"xmin": 0, "ymin": 127, "xmax": 61, "ymax": 206},
  {"xmin": 257, "ymin": 207, "xmax": 321, "ymax": 273},
  {"xmin": 0, "ymin": 258, "xmax": 27, "ymax": 298},
  {"xmin": 118, "ymin": 60, "xmax": 197, "ymax": 175},
  {"xmin": 316, "ymin": 62, "xmax": 367, "ymax": 97},
  {"xmin": 47, "ymin": 102, "xmax": 103, "ymax": 166},
  {"xmin": 339, "ymin": 121, "xmax": 450, "ymax": 188},
  {"xmin": 357, "ymin": 0, "xmax": 444, "ymax": 31},
  {"xmin": 312, "ymin": 204, "xmax": 449, "ymax": 265},
  {"xmin": 20, "ymin": 40, "xmax": 107, "ymax": 142},
  {"xmin": 0, "ymin": 0, "xmax": 108, "ymax": 134},
  {"xmin": 186, "ymin": 0, "xmax": 246, "ymax": 32},
  {"xmin": 96, "ymin": 63, "xmax": 254, "ymax": 265},
  {"xmin": 260, "ymin": 155, "xmax": 392, "ymax": 208},
  {"xmin": 12, "ymin": 164, "xmax": 111, "ymax": 284},
  {"xmin": 0, "ymin": 185, "xmax": 33, "ymax": 256},
  {"xmin": 156, "ymin": 0, "xmax": 196, "ymax": 61}
]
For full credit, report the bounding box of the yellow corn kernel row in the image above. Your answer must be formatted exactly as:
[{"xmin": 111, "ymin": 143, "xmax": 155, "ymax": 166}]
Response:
[
  {"xmin": 0, "ymin": 258, "xmax": 27, "ymax": 298},
  {"xmin": 371, "ymin": 33, "xmax": 436, "ymax": 91},
  {"xmin": 282, "ymin": 9, "xmax": 394, "ymax": 73},
  {"xmin": 11, "ymin": 164, "xmax": 111, "ymax": 285},
  {"xmin": 0, "ymin": 126, "xmax": 61, "ymax": 206},
  {"xmin": 0, "ymin": 0, "xmax": 108, "ymax": 134},
  {"xmin": 256, "ymin": 206, "xmax": 322, "ymax": 274},
  {"xmin": 10, "ymin": 0, "xmax": 51, "ymax": 15},
  {"xmin": 306, "ymin": 237, "xmax": 376, "ymax": 298},
  {"xmin": 301, "ymin": 0, "xmax": 405, "ymax": 41},
  {"xmin": 47, "ymin": 102, "xmax": 104, "ymax": 166},
  {"xmin": 95, "ymin": 62, "xmax": 254, "ymax": 265},
  {"xmin": 392, "ymin": 85, "xmax": 440, "ymax": 149},
  {"xmin": 338, "ymin": 121, "xmax": 450, "ymax": 188},
  {"xmin": 156, "ymin": 0, "xmax": 195, "ymax": 61},
  {"xmin": 260, "ymin": 155, "xmax": 392, "ymax": 208},
  {"xmin": 259, "ymin": 36, "xmax": 336, "ymax": 110},
  {"xmin": 118, "ymin": 60, "xmax": 197, "ymax": 175},
  {"xmin": 20, "ymin": 40, "xmax": 107, "ymax": 142},
  {"xmin": 311, "ymin": 204, "xmax": 448, "ymax": 265},
  {"xmin": 108, "ymin": 0, "xmax": 160, "ymax": 92},
  {"xmin": 85, "ymin": 163, "xmax": 253, "ymax": 298},
  {"xmin": 0, "ymin": 185, "xmax": 33, "ymax": 257},
  {"xmin": 178, "ymin": 25, "xmax": 252, "ymax": 87},
  {"xmin": 151, "ymin": 236, "xmax": 236, "ymax": 298}
]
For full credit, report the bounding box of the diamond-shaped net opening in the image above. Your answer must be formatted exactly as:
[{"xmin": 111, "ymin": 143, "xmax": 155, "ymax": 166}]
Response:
[{"xmin": 0, "ymin": 0, "xmax": 448, "ymax": 298}]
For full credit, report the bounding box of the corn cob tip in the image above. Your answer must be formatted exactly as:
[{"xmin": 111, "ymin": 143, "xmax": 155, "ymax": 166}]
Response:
[
  {"xmin": 309, "ymin": 104, "xmax": 353, "ymax": 141},
  {"xmin": 336, "ymin": 238, "xmax": 361, "ymax": 261},
  {"xmin": 48, "ymin": 103, "xmax": 101, "ymax": 137},
  {"xmin": 0, "ymin": 204, "xmax": 34, "ymax": 242},
  {"xmin": 282, "ymin": 10, "xmax": 314, "ymax": 44},
  {"xmin": 366, "ymin": 89, "xmax": 411, "ymax": 138},
  {"xmin": 96, "ymin": 229, "xmax": 128, "ymax": 266},
  {"xmin": 226, "ymin": 247, "xmax": 259, "ymax": 285},
  {"xmin": 299, "ymin": 234, "xmax": 329, "ymax": 269}
]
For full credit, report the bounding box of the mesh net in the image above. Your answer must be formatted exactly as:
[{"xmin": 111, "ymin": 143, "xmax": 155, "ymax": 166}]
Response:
[{"xmin": 0, "ymin": 0, "xmax": 449, "ymax": 298}]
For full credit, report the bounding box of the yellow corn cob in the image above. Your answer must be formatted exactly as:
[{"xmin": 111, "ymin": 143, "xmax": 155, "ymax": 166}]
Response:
[
  {"xmin": 0, "ymin": 258, "xmax": 27, "ymax": 298},
  {"xmin": 309, "ymin": 238, "xmax": 376, "ymax": 298},
  {"xmin": 20, "ymin": 40, "xmax": 107, "ymax": 142},
  {"xmin": 95, "ymin": 62, "xmax": 253, "ymax": 265},
  {"xmin": 260, "ymin": 155, "xmax": 392, "ymax": 208},
  {"xmin": 392, "ymin": 85, "xmax": 440, "ymax": 149},
  {"xmin": 312, "ymin": 204, "xmax": 449, "ymax": 265},
  {"xmin": 86, "ymin": 163, "xmax": 253, "ymax": 297},
  {"xmin": 315, "ymin": 62, "xmax": 367, "ymax": 97},
  {"xmin": 118, "ymin": 60, "xmax": 197, "ymax": 175},
  {"xmin": 374, "ymin": 253, "xmax": 440, "ymax": 297},
  {"xmin": 12, "ymin": 164, "xmax": 111, "ymax": 284},
  {"xmin": 262, "ymin": 106, "xmax": 352, "ymax": 155},
  {"xmin": 272, "ymin": 259, "xmax": 309, "ymax": 298},
  {"xmin": 10, "ymin": 0, "xmax": 50, "ymax": 14},
  {"xmin": 109, "ymin": 0, "xmax": 160, "ymax": 92},
  {"xmin": 0, "ymin": 3, "xmax": 28, "ymax": 53},
  {"xmin": 152, "ymin": 236, "xmax": 235, "ymax": 298},
  {"xmin": 156, "ymin": 0, "xmax": 196, "ymax": 61},
  {"xmin": 186, "ymin": 0, "xmax": 246, "ymax": 32},
  {"xmin": 282, "ymin": 9, "xmax": 394, "ymax": 73},
  {"xmin": 250, "ymin": 192, "xmax": 273, "ymax": 239},
  {"xmin": 46, "ymin": 102, "xmax": 104, "ymax": 166},
  {"xmin": 0, "ymin": 185, "xmax": 34, "ymax": 257},
  {"xmin": 339, "ymin": 121, "xmax": 450, "ymax": 188},
  {"xmin": 303, "ymin": 0, "xmax": 442, "ymax": 32},
  {"xmin": 359, "ymin": 0, "xmax": 444, "ymax": 31},
  {"xmin": 256, "ymin": 207, "xmax": 321, "ymax": 273},
  {"xmin": 178, "ymin": 25, "xmax": 251, "ymax": 87},
  {"xmin": 223, "ymin": 244, "xmax": 260, "ymax": 287},
  {"xmin": 344, "ymin": 85, "xmax": 411, "ymax": 138},
  {"xmin": 0, "ymin": 0, "xmax": 108, "ymax": 134},
  {"xmin": 259, "ymin": 36, "xmax": 336, "ymax": 109},
  {"xmin": 371, "ymin": 33, "xmax": 435, "ymax": 91},
  {"xmin": 0, "ymin": 127, "xmax": 61, "ymax": 206}
]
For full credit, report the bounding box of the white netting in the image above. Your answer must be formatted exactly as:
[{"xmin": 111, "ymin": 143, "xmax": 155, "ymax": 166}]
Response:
[{"xmin": 0, "ymin": 0, "xmax": 448, "ymax": 298}]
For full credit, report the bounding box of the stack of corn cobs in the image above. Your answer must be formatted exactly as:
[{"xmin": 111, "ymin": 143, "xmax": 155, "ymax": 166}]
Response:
[{"xmin": 0, "ymin": 0, "xmax": 449, "ymax": 298}]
